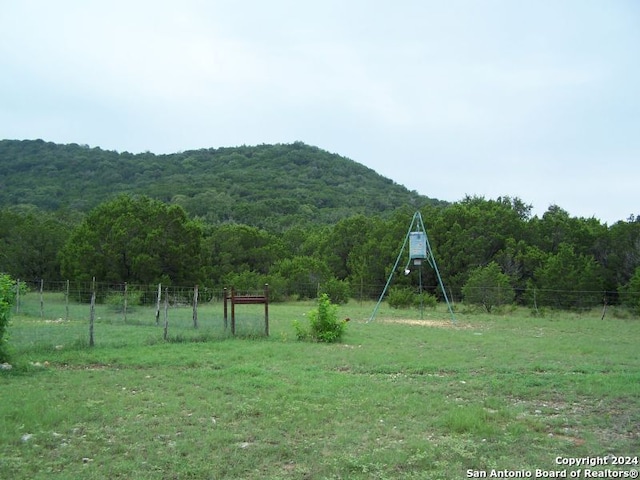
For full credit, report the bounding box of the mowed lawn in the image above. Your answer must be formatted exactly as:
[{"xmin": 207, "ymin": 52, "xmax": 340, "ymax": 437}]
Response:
[{"xmin": 1, "ymin": 300, "xmax": 639, "ymax": 479}]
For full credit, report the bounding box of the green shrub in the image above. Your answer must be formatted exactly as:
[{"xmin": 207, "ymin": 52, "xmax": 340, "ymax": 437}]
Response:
[
  {"xmin": 387, "ymin": 286, "xmax": 437, "ymax": 310},
  {"xmin": 387, "ymin": 286, "xmax": 415, "ymax": 309},
  {"xmin": 0, "ymin": 274, "xmax": 17, "ymax": 362},
  {"xmin": 413, "ymin": 291, "xmax": 437, "ymax": 309},
  {"xmin": 104, "ymin": 289, "xmax": 143, "ymax": 312},
  {"xmin": 294, "ymin": 293, "xmax": 346, "ymax": 343},
  {"xmin": 462, "ymin": 262, "xmax": 515, "ymax": 313},
  {"xmin": 319, "ymin": 278, "xmax": 351, "ymax": 304}
]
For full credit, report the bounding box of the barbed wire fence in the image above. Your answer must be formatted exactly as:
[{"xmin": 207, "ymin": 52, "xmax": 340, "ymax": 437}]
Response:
[
  {"xmin": 8, "ymin": 279, "xmax": 638, "ymax": 354},
  {"xmin": 10, "ymin": 279, "xmax": 271, "ymax": 355}
]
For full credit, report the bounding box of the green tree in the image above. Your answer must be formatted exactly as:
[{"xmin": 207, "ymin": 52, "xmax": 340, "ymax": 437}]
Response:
[
  {"xmin": 59, "ymin": 195, "xmax": 203, "ymax": 285},
  {"xmin": 528, "ymin": 205, "xmax": 608, "ymax": 259},
  {"xmin": 321, "ymin": 215, "xmax": 373, "ymax": 280},
  {"xmin": 346, "ymin": 213, "xmax": 408, "ymax": 298},
  {"xmin": 607, "ymin": 219, "xmax": 640, "ymax": 289},
  {"xmin": 202, "ymin": 224, "xmax": 287, "ymax": 286},
  {"xmin": 620, "ymin": 266, "xmax": 640, "ymax": 313},
  {"xmin": 462, "ymin": 262, "xmax": 515, "ymax": 313},
  {"xmin": 531, "ymin": 243, "xmax": 604, "ymax": 309},
  {"xmin": 494, "ymin": 239, "xmax": 548, "ymax": 303},
  {"xmin": 0, "ymin": 209, "xmax": 72, "ymax": 281},
  {"xmin": 427, "ymin": 196, "xmax": 529, "ymax": 296},
  {"xmin": 271, "ymin": 256, "xmax": 331, "ymax": 299}
]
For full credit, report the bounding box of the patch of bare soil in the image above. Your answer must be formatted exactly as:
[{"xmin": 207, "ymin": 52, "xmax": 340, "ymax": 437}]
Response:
[{"xmin": 377, "ymin": 318, "xmax": 473, "ymax": 328}]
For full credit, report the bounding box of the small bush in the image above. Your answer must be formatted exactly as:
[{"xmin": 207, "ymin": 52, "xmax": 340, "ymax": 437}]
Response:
[
  {"xmin": 462, "ymin": 262, "xmax": 515, "ymax": 313},
  {"xmin": 387, "ymin": 287, "xmax": 436, "ymax": 310},
  {"xmin": 387, "ymin": 287, "xmax": 414, "ymax": 309},
  {"xmin": 0, "ymin": 274, "xmax": 17, "ymax": 362},
  {"xmin": 104, "ymin": 289, "xmax": 142, "ymax": 312},
  {"xmin": 413, "ymin": 292, "xmax": 437, "ymax": 309},
  {"xmin": 294, "ymin": 293, "xmax": 346, "ymax": 343},
  {"xmin": 319, "ymin": 278, "xmax": 351, "ymax": 305}
]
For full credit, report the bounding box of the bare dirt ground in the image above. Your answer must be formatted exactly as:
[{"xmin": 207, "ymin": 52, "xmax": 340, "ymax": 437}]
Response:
[{"xmin": 376, "ymin": 318, "xmax": 473, "ymax": 328}]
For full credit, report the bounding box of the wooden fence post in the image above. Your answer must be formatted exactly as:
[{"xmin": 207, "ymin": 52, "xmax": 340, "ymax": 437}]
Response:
[
  {"xmin": 65, "ymin": 279, "xmax": 70, "ymax": 321},
  {"xmin": 40, "ymin": 279, "xmax": 44, "ymax": 320},
  {"xmin": 155, "ymin": 283, "xmax": 161, "ymax": 326},
  {"xmin": 163, "ymin": 287, "xmax": 169, "ymax": 340},
  {"xmin": 15, "ymin": 278, "xmax": 20, "ymax": 314},
  {"xmin": 123, "ymin": 282, "xmax": 128, "ymax": 324},
  {"xmin": 223, "ymin": 288, "xmax": 228, "ymax": 330},
  {"xmin": 601, "ymin": 294, "xmax": 607, "ymax": 320},
  {"xmin": 89, "ymin": 277, "xmax": 96, "ymax": 347},
  {"xmin": 264, "ymin": 283, "xmax": 269, "ymax": 337},
  {"xmin": 193, "ymin": 285, "xmax": 199, "ymax": 329},
  {"xmin": 231, "ymin": 288, "xmax": 236, "ymax": 336}
]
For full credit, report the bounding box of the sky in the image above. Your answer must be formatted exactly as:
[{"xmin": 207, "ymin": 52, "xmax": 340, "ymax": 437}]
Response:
[{"xmin": 2, "ymin": 1, "xmax": 639, "ymax": 224}]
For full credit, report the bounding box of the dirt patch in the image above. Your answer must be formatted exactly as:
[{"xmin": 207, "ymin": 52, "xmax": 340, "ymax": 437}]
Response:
[{"xmin": 377, "ymin": 318, "xmax": 473, "ymax": 328}]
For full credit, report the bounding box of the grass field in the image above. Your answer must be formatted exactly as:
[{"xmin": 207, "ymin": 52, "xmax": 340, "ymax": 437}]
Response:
[{"xmin": 1, "ymin": 296, "xmax": 639, "ymax": 479}]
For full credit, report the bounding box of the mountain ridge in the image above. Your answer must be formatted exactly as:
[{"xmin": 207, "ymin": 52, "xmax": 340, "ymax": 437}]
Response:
[{"xmin": 0, "ymin": 139, "xmax": 445, "ymax": 229}]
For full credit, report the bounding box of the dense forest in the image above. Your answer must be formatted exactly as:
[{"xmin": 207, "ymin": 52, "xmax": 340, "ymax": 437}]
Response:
[
  {"xmin": 1, "ymin": 139, "xmax": 639, "ymax": 312},
  {"xmin": 0, "ymin": 139, "xmax": 440, "ymax": 229}
]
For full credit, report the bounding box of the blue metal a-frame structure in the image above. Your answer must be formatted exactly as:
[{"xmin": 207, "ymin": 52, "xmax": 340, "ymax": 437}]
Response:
[{"xmin": 368, "ymin": 211, "xmax": 455, "ymax": 323}]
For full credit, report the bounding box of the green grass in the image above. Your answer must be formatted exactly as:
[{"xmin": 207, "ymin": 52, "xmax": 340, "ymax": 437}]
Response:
[{"xmin": 1, "ymin": 296, "xmax": 639, "ymax": 479}]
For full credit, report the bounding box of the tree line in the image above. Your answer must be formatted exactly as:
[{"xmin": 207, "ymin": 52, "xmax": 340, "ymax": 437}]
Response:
[{"xmin": 1, "ymin": 194, "xmax": 639, "ymax": 312}]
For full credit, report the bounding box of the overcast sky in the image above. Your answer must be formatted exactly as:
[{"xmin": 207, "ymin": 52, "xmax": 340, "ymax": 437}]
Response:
[{"xmin": 2, "ymin": 1, "xmax": 638, "ymax": 224}]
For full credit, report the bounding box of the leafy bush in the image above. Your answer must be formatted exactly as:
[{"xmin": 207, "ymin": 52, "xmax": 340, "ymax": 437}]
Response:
[
  {"xmin": 387, "ymin": 286, "xmax": 437, "ymax": 310},
  {"xmin": 414, "ymin": 291, "xmax": 437, "ymax": 309},
  {"xmin": 387, "ymin": 286, "xmax": 415, "ymax": 309},
  {"xmin": 462, "ymin": 262, "xmax": 515, "ymax": 313},
  {"xmin": 319, "ymin": 278, "xmax": 351, "ymax": 304},
  {"xmin": 0, "ymin": 274, "xmax": 17, "ymax": 362},
  {"xmin": 294, "ymin": 293, "xmax": 346, "ymax": 343},
  {"xmin": 104, "ymin": 289, "xmax": 143, "ymax": 312}
]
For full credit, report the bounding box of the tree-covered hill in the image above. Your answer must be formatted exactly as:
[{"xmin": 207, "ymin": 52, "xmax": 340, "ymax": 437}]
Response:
[{"xmin": 0, "ymin": 139, "xmax": 443, "ymax": 229}]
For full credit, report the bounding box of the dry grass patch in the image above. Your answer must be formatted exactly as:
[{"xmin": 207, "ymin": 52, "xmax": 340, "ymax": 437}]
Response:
[{"xmin": 377, "ymin": 317, "xmax": 474, "ymax": 328}]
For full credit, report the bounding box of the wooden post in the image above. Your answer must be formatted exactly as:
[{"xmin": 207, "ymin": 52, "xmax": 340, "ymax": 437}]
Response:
[
  {"xmin": 65, "ymin": 279, "xmax": 70, "ymax": 321},
  {"xmin": 163, "ymin": 287, "xmax": 169, "ymax": 340},
  {"xmin": 89, "ymin": 277, "xmax": 96, "ymax": 347},
  {"xmin": 231, "ymin": 288, "xmax": 236, "ymax": 335},
  {"xmin": 40, "ymin": 279, "xmax": 44, "ymax": 320},
  {"xmin": 223, "ymin": 288, "xmax": 228, "ymax": 330},
  {"xmin": 15, "ymin": 279, "xmax": 20, "ymax": 314},
  {"xmin": 123, "ymin": 282, "xmax": 128, "ymax": 324},
  {"xmin": 155, "ymin": 283, "xmax": 161, "ymax": 326},
  {"xmin": 264, "ymin": 284, "xmax": 269, "ymax": 336},
  {"xmin": 193, "ymin": 284, "xmax": 199, "ymax": 329}
]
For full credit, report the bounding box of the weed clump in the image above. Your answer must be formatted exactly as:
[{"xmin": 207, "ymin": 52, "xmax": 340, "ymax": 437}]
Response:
[{"xmin": 294, "ymin": 293, "xmax": 347, "ymax": 343}]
